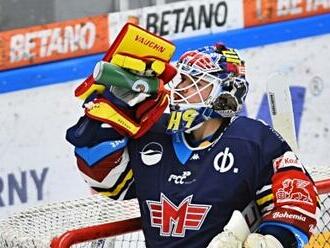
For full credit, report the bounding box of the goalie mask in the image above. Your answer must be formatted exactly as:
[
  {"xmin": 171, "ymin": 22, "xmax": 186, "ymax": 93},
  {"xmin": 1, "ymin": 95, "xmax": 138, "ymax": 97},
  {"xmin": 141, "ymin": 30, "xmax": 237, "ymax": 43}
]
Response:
[{"xmin": 167, "ymin": 43, "xmax": 249, "ymax": 133}]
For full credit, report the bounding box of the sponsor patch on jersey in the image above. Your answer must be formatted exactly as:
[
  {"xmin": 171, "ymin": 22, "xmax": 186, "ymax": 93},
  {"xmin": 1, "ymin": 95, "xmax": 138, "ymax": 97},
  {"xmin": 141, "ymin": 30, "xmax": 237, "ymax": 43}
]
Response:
[
  {"xmin": 146, "ymin": 194, "xmax": 211, "ymax": 237},
  {"xmin": 272, "ymin": 151, "xmax": 304, "ymax": 172},
  {"xmin": 272, "ymin": 210, "xmax": 306, "ymax": 222},
  {"xmin": 140, "ymin": 142, "xmax": 163, "ymax": 166},
  {"xmin": 275, "ymin": 178, "xmax": 313, "ymax": 205},
  {"xmin": 168, "ymin": 171, "xmax": 196, "ymax": 185},
  {"xmin": 263, "ymin": 208, "xmax": 317, "ymax": 237}
]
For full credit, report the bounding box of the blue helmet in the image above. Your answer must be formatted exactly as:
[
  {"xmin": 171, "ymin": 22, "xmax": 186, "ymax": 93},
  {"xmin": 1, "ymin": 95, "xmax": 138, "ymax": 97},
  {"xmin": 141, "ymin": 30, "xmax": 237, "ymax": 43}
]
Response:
[{"xmin": 167, "ymin": 43, "xmax": 249, "ymax": 133}]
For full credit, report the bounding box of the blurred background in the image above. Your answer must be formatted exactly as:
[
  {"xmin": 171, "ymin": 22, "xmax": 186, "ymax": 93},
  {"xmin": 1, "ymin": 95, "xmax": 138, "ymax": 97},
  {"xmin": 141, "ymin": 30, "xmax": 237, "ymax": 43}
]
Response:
[
  {"xmin": 0, "ymin": 0, "xmax": 183, "ymax": 31},
  {"xmin": 0, "ymin": 0, "xmax": 329, "ymax": 219}
]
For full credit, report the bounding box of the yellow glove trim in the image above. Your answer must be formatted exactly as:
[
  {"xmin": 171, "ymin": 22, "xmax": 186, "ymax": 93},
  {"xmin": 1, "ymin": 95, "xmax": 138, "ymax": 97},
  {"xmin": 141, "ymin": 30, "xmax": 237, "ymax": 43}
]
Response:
[
  {"xmin": 151, "ymin": 60, "xmax": 166, "ymax": 75},
  {"xmin": 111, "ymin": 54, "xmax": 146, "ymax": 73},
  {"xmin": 87, "ymin": 101, "xmax": 140, "ymax": 135},
  {"xmin": 77, "ymin": 84, "xmax": 105, "ymax": 100}
]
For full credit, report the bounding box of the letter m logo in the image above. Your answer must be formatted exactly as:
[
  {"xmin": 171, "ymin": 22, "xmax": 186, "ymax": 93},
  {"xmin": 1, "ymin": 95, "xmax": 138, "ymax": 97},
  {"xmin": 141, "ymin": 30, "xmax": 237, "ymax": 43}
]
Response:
[{"xmin": 146, "ymin": 193, "xmax": 211, "ymax": 237}]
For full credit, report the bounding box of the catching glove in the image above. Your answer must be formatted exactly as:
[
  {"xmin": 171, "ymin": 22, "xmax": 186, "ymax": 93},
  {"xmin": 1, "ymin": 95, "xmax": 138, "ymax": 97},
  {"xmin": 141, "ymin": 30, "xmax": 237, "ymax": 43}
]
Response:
[
  {"xmin": 74, "ymin": 22, "xmax": 176, "ymax": 101},
  {"xmin": 243, "ymin": 233, "xmax": 283, "ymax": 248},
  {"xmin": 207, "ymin": 211, "xmax": 250, "ymax": 248},
  {"xmin": 82, "ymin": 50, "xmax": 176, "ymax": 139},
  {"xmin": 73, "ymin": 23, "xmax": 177, "ymax": 139},
  {"xmin": 84, "ymin": 83, "xmax": 169, "ymax": 139}
]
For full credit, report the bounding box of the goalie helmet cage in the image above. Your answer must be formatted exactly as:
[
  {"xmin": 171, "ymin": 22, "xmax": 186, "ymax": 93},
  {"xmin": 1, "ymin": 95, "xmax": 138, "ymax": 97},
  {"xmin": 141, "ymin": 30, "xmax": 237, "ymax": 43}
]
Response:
[{"xmin": 0, "ymin": 180, "xmax": 329, "ymax": 248}]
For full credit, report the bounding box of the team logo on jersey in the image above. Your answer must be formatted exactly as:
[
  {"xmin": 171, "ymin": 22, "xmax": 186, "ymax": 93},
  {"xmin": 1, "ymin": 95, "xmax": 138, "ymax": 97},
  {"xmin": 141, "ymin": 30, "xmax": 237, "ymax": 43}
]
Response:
[
  {"xmin": 213, "ymin": 147, "xmax": 238, "ymax": 173},
  {"xmin": 276, "ymin": 179, "xmax": 313, "ymax": 205},
  {"xmin": 140, "ymin": 142, "xmax": 163, "ymax": 166},
  {"xmin": 146, "ymin": 194, "xmax": 211, "ymax": 237}
]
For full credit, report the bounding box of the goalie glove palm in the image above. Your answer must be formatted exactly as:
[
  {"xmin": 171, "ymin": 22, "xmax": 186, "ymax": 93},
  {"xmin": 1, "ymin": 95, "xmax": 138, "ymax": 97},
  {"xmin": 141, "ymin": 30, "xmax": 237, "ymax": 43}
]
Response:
[
  {"xmin": 207, "ymin": 230, "xmax": 243, "ymax": 248},
  {"xmin": 244, "ymin": 233, "xmax": 283, "ymax": 248},
  {"xmin": 207, "ymin": 211, "xmax": 250, "ymax": 248},
  {"xmin": 207, "ymin": 210, "xmax": 283, "ymax": 248},
  {"xmin": 207, "ymin": 232, "xmax": 283, "ymax": 248}
]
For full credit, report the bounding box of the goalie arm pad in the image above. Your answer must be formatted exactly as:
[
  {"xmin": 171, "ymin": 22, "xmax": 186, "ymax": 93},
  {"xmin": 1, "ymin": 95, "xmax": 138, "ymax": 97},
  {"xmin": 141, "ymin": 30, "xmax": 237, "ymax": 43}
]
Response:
[
  {"xmin": 256, "ymin": 152, "xmax": 319, "ymax": 242},
  {"xmin": 75, "ymin": 144, "xmax": 135, "ymax": 200},
  {"xmin": 73, "ymin": 131, "xmax": 135, "ymax": 200},
  {"xmin": 254, "ymin": 123, "xmax": 319, "ymax": 246},
  {"xmin": 66, "ymin": 116, "xmax": 135, "ymax": 200},
  {"xmin": 66, "ymin": 116, "xmax": 124, "ymax": 147}
]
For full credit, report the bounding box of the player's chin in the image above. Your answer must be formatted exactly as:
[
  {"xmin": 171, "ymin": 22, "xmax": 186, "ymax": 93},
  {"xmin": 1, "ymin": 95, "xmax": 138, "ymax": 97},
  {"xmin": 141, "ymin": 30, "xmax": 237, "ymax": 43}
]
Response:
[{"xmin": 188, "ymin": 99, "xmax": 204, "ymax": 104}]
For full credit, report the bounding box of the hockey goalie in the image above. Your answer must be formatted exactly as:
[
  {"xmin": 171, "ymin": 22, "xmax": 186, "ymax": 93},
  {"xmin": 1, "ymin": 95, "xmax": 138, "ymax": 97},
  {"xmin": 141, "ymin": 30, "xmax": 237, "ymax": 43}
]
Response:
[{"xmin": 66, "ymin": 24, "xmax": 319, "ymax": 248}]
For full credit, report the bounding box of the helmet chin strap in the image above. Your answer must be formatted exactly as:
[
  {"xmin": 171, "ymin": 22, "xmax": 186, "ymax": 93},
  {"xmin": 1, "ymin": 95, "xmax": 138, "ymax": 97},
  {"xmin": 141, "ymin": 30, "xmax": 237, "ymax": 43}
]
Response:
[{"xmin": 184, "ymin": 122, "xmax": 204, "ymax": 133}]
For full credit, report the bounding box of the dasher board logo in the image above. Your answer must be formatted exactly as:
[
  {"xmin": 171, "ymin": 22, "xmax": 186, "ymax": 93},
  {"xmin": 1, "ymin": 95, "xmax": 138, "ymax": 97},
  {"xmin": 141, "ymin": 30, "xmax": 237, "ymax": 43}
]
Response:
[
  {"xmin": 140, "ymin": 142, "xmax": 163, "ymax": 166},
  {"xmin": 146, "ymin": 193, "xmax": 211, "ymax": 237}
]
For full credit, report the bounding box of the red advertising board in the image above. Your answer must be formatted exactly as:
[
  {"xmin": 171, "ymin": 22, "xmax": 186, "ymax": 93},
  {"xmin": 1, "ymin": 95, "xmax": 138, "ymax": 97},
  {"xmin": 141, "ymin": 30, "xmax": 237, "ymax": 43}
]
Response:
[
  {"xmin": 244, "ymin": 0, "xmax": 330, "ymax": 27},
  {"xmin": 0, "ymin": 15, "xmax": 109, "ymax": 71}
]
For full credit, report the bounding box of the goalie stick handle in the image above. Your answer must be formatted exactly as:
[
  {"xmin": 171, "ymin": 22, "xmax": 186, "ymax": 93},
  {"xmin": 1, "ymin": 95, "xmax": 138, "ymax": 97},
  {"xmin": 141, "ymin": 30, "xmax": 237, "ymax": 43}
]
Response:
[{"xmin": 266, "ymin": 72, "xmax": 299, "ymax": 154}]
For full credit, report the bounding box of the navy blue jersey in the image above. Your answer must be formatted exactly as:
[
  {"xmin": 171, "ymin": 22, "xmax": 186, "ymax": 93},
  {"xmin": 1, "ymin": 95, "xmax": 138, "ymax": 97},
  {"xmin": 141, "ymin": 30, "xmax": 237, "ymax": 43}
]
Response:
[
  {"xmin": 68, "ymin": 115, "xmax": 319, "ymax": 248},
  {"xmin": 127, "ymin": 116, "xmax": 281, "ymax": 247}
]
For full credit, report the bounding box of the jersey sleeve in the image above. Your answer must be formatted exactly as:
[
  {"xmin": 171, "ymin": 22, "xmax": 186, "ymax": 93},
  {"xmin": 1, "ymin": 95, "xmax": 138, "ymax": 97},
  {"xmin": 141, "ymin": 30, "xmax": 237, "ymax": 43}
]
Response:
[
  {"xmin": 66, "ymin": 115, "xmax": 136, "ymax": 200},
  {"xmin": 255, "ymin": 125, "xmax": 319, "ymax": 247}
]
